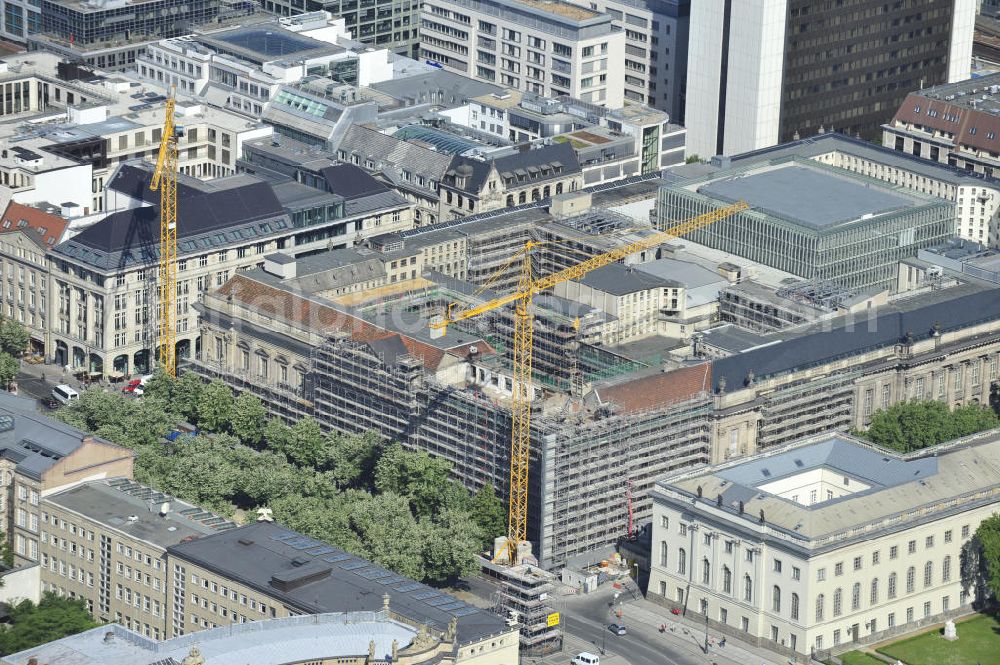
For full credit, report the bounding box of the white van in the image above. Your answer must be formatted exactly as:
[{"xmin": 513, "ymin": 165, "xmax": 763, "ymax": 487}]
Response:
[
  {"xmin": 51, "ymin": 385, "xmax": 79, "ymax": 405},
  {"xmin": 572, "ymin": 653, "xmax": 600, "ymax": 665}
]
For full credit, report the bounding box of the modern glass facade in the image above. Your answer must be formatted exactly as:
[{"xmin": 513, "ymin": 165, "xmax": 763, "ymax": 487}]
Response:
[
  {"xmin": 38, "ymin": 0, "xmax": 222, "ymax": 45},
  {"xmin": 656, "ymin": 161, "xmax": 954, "ymax": 291},
  {"xmin": 260, "ymin": 0, "xmax": 419, "ymax": 55},
  {"xmin": 779, "ymin": 0, "xmax": 955, "ymax": 142}
]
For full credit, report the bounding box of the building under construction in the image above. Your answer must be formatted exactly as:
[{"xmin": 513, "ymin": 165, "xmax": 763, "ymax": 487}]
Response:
[{"xmin": 192, "ymin": 191, "xmax": 716, "ymax": 570}]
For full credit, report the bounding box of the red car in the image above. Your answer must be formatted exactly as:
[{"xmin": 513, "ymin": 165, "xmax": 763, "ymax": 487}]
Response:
[{"xmin": 122, "ymin": 379, "xmax": 144, "ymax": 395}]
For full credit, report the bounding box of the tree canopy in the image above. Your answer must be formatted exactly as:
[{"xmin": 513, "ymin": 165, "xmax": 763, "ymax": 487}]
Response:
[
  {"xmin": 0, "ymin": 318, "xmax": 29, "ymax": 356},
  {"xmin": 853, "ymin": 400, "xmax": 999, "ymax": 452},
  {"xmin": 967, "ymin": 514, "xmax": 1000, "ymax": 603},
  {"xmin": 53, "ymin": 371, "xmax": 505, "ymax": 585},
  {"xmin": 0, "ymin": 593, "xmax": 99, "ymax": 655}
]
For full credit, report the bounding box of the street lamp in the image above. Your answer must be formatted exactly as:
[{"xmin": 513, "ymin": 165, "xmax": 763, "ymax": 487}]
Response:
[{"xmin": 703, "ymin": 612, "xmax": 710, "ymax": 653}]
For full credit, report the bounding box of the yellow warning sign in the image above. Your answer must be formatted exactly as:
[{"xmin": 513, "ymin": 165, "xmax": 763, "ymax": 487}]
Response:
[{"xmin": 547, "ymin": 612, "xmax": 560, "ymax": 627}]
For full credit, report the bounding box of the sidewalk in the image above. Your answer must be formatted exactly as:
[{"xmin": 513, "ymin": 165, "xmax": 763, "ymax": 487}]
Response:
[{"xmin": 622, "ymin": 599, "xmax": 791, "ymax": 665}]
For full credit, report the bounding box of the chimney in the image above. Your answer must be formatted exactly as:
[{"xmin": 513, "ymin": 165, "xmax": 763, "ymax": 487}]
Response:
[{"xmin": 159, "ymin": 502, "xmax": 171, "ymax": 517}]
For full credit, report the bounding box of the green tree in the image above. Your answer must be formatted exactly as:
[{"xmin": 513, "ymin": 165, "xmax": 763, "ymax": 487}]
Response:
[
  {"xmin": 855, "ymin": 400, "xmax": 999, "ymax": 452},
  {"xmin": 470, "ymin": 484, "xmax": 507, "ymax": 548},
  {"xmin": 270, "ymin": 492, "xmax": 363, "ymax": 553},
  {"xmin": 348, "ymin": 492, "xmax": 424, "ymax": 580},
  {"xmin": 326, "ymin": 430, "xmax": 380, "ymax": 488},
  {"xmin": 970, "ymin": 514, "xmax": 1000, "ymax": 602},
  {"xmin": 196, "ymin": 380, "xmax": 234, "ymax": 433},
  {"xmin": 0, "ymin": 318, "xmax": 29, "ymax": 357},
  {"xmin": 420, "ymin": 507, "xmax": 485, "ymax": 585},
  {"xmin": 375, "ymin": 444, "xmax": 453, "ymax": 517},
  {"xmin": 0, "ymin": 592, "xmax": 99, "ymax": 655},
  {"xmin": 231, "ymin": 393, "xmax": 268, "ymax": 445},
  {"xmin": 263, "ymin": 417, "xmax": 291, "ymax": 451},
  {"xmin": 173, "ymin": 371, "xmax": 205, "ymax": 423},
  {"xmin": 0, "ymin": 353, "xmax": 17, "ymax": 390},
  {"xmin": 278, "ymin": 417, "xmax": 326, "ymax": 467},
  {"xmin": 141, "ymin": 365, "xmax": 175, "ymax": 403}
]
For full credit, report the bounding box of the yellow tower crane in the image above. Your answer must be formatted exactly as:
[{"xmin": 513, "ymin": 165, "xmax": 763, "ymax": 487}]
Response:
[
  {"xmin": 150, "ymin": 91, "xmax": 179, "ymax": 377},
  {"xmin": 430, "ymin": 200, "xmax": 748, "ymax": 565}
]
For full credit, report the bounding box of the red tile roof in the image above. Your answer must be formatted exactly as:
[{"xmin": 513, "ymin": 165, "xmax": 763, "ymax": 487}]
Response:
[
  {"xmin": 0, "ymin": 202, "xmax": 69, "ymax": 250},
  {"xmin": 592, "ymin": 363, "xmax": 711, "ymax": 414},
  {"xmin": 217, "ymin": 275, "xmax": 494, "ymax": 370},
  {"xmin": 890, "ymin": 92, "xmax": 1000, "ymax": 155}
]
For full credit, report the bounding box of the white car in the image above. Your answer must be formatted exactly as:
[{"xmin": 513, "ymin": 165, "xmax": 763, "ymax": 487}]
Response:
[{"xmin": 572, "ymin": 653, "xmax": 600, "ymax": 665}]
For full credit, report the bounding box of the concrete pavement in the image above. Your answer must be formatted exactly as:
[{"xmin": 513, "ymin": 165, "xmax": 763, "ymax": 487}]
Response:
[{"xmin": 551, "ymin": 584, "xmax": 791, "ymax": 665}]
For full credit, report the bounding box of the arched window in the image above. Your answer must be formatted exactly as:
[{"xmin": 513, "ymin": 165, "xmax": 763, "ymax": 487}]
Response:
[
  {"xmin": 815, "ymin": 593, "xmax": 825, "ymax": 621},
  {"xmin": 659, "ymin": 541, "xmax": 668, "ymax": 567},
  {"xmin": 556, "ymin": 182, "xmax": 564, "ymax": 195},
  {"xmin": 888, "ymin": 572, "xmax": 898, "ymax": 599},
  {"xmin": 772, "ymin": 585, "xmax": 781, "ymax": 613},
  {"xmin": 791, "ymin": 592, "xmax": 799, "ymax": 620},
  {"xmin": 943, "ymin": 555, "xmax": 952, "ymax": 583},
  {"xmin": 833, "ymin": 588, "xmax": 843, "ymax": 616},
  {"xmin": 924, "ymin": 560, "xmax": 933, "ymax": 588},
  {"xmin": 543, "ymin": 185, "xmax": 550, "ymax": 197},
  {"xmin": 722, "ymin": 566, "xmax": 732, "ymax": 594},
  {"xmin": 851, "ymin": 582, "xmax": 861, "ymax": 610},
  {"xmin": 870, "ymin": 578, "xmax": 879, "ymax": 605},
  {"xmin": 531, "ymin": 188, "xmax": 540, "ymax": 201},
  {"xmin": 518, "ymin": 191, "xmax": 526, "ymax": 204},
  {"xmin": 906, "ymin": 566, "xmax": 915, "ymax": 593},
  {"xmin": 677, "ymin": 548, "xmax": 686, "ymax": 575},
  {"xmin": 743, "ymin": 574, "xmax": 752, "ymax": 602},
  {"xmin": 506, "ymin": 194, "xmax": 515, "ymax": 207},
  {"xmin": 702, "ymin": 558, "xmax": 710, "ymax": 585}
]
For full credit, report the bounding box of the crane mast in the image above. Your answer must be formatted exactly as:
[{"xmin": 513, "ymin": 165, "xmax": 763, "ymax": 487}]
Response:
[
  {"xmin": 432, "ymin": 200, "xmax": 749, "ymax": 565},
  {"xmin": 150, "ymin": 92, "xmax": 178, "ymax": 377}
]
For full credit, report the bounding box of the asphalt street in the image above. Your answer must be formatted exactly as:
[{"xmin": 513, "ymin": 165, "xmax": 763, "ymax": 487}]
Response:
[{"xmin": 459, "ymin": 574, "xmax": 786, "ymax": 665}]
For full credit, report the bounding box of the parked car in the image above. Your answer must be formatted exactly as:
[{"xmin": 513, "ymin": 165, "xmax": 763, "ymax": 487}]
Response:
[
  {"xmin": 51, "ymin": 385, "xmax": 79, "ymax": 405},
  {"xmin": 164, "ymin": 429, "xmax": 198, "ymax": 443},
  {"xmin": 608, "ymin": 623, "xmax": 627, "ymax": 636},
  {"xmin": 572, "ymin": 653, "xmax": 600, "ymax": 665},
  {"xmin": 122, "ymin": 379, "xmax": 146, "ymax": 396}
]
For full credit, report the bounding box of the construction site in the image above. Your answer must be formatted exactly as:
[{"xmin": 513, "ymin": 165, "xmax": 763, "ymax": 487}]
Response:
[{"xmin": 190, "ymin": 191, "xmax": 736, "ymax": 654}]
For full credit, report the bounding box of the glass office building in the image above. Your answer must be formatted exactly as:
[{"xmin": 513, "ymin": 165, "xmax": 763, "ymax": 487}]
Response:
[{"xmin": 656, "ymin": 159, "xmax": 954, "ymax": 291}]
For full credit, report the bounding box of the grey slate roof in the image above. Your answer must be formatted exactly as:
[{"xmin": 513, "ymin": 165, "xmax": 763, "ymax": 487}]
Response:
[
  {"xmin": 731, "ymin": 132, "xmax": 1000, "ymax": 188},
  {"xmin": 578, "ymin": 261, "xmax": 674, "ymax": 295},
  {"xmin": 53, "ymin": 162, "xmax": 405, "ymax": 272},
  {"xmin": 443, "ymin": 142, "xmax": 580, "ymax": 196},
  {"xmin": 167, "ymin": 521, "xmax": 508, "ymax": 645},
  {"xmin": 0, "ymin": 393, "xmax": 121, "ymax": 481},
  {"xmin": 710, "ymin": 287, "xmax": 1000, "ymax": 390},
  {"xmin": 320, "ymin": 162, "xmax": 391, "ymax": 200},
  {"xmin": 47, "ymin": 479, "xmax": 235, "ymax": 549},
  {"xmin": 368, "ymin": 69, "xmax": 502, "ymax": 108},
  {"xmin": 657, "ymin": 431, "xmax": 1000, "ymax": 551},
  {"xmin": 336, "ymin": 124, "xmax": 452, "ymax": 190}
]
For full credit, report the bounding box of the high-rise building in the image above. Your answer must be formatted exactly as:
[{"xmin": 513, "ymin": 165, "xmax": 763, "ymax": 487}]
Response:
[
  {"xmin": 565, "ymin": 0, "xmax": 689, "ymax": 120},
  {"xmin": 420, "ymin": 0, "xmax": 626, "ymax": 108},
  {"xmin": 685, "ymin": 0, "xmax": 977, "ymax": 159}
]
